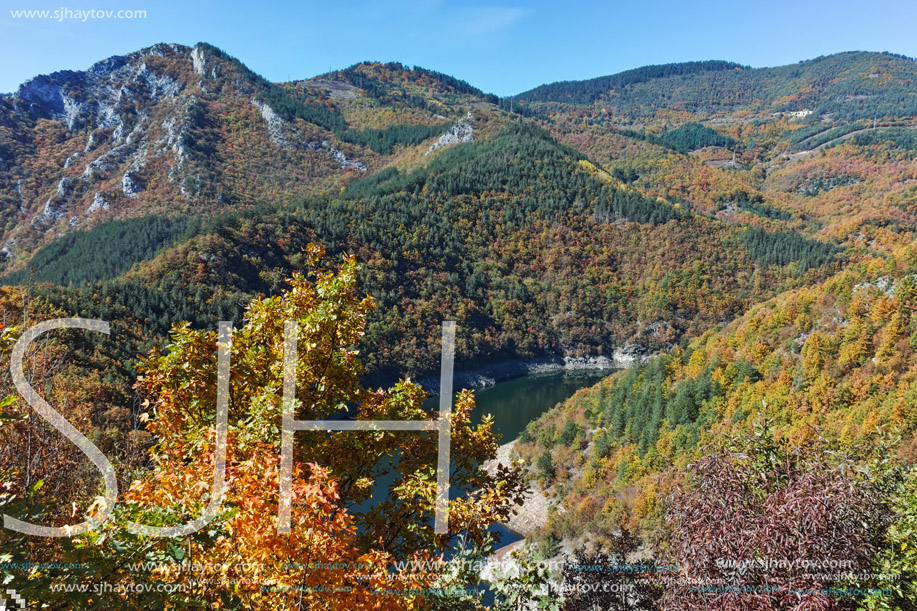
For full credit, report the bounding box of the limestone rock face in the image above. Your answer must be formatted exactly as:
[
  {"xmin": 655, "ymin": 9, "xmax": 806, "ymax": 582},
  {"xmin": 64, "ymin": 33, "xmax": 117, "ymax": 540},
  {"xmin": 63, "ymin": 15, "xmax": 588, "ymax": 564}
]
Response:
[
  {"xmin": 251, "ymin": 99, "xmax": 367, "ymax": 171},
  {"xmin": 10, "ymin": 44, "xmax": 184, "ymax": 132},
  {"xmin": 88, "ymin": 192, "xmax": 109, "ymax": 213},
  {"xmin": 190, "ymin": 46, "xmax": 206, "ymax": 75},
  {"xmin": 426, "ymin": 112, "xmax": 473, "ymax": 155}
]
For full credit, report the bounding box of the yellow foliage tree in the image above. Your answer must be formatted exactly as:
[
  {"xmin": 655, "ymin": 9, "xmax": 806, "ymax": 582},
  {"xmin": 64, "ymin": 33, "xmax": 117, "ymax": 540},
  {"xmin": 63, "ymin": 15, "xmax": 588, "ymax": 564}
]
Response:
[{"xmin": 117, "ymin": 246, "xmax": 524, "ymax": 609}]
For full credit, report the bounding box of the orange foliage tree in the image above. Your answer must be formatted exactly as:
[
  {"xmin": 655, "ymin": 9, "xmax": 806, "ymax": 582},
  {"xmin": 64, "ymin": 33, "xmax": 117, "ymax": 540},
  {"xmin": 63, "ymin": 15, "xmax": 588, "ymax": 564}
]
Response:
[{"xmin": 113, "ymin": 246, "xmax": 525, "ymax": 609}]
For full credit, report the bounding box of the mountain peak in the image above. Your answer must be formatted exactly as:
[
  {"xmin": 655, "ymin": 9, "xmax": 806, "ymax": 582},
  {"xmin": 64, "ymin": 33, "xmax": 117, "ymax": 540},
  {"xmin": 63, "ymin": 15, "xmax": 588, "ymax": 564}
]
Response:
[
  {"xmin": 305, "ymin": 60, "xmax": 499, "ymax": 105},
  {"xmin": 7, "ymin": 43, "xmax": 197, "ymax": 122}
]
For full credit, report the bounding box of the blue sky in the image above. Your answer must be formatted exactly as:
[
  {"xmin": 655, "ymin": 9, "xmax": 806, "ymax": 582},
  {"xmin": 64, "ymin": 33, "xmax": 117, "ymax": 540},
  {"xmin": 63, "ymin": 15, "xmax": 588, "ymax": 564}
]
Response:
[{"xmin": 1, "ymin": 0, "xmax": 915, "ymax": 95}]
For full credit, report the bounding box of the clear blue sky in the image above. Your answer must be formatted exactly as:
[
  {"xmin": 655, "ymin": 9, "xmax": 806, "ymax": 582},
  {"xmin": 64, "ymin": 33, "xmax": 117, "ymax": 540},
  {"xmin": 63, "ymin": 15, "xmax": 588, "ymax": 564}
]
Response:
[{"xmin": 2, "ymin": 0, "xmax": 915, "ymax": 96}]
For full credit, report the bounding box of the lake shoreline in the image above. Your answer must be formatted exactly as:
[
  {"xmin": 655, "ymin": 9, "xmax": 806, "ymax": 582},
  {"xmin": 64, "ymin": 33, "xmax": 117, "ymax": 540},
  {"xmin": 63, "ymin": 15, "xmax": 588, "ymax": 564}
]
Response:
[
  {"xmin": 484, "ymin": 440, "xmax": 551, "ymax": 538},
  {"xmin": 414, "ymin": 349, "xmax": 644, "ymax": 396}
]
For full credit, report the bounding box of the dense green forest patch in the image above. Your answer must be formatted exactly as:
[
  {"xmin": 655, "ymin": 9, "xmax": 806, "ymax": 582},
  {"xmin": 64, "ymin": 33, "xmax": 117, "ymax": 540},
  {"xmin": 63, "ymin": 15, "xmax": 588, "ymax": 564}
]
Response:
[
  {"xmin": 338, "ymin": 122, "xmax": 451, "ymax": 154},
  {"xmin": 618, "ymin": 123, "xmax": 737, "ymax": 154},
  {"xmin": 2, "ymin": 215, "xmax": 199, "ymax": 286},
  {"xmin": 741, "ymin": 226, "xmax": 840, "ymax": 270}
]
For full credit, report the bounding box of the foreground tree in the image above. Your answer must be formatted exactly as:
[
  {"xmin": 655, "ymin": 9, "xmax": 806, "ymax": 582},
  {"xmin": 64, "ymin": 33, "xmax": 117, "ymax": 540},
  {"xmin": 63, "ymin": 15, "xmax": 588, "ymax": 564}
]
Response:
[
  {"xmin": 117, "ymin": 247, "xmax": 525, "ymax": 609},
  {"xmin": 3, "ymin": 248, "xmax": 525, "ymax": 609},
  {"xmin": 860, "ymin": 467, "xmax": 917, "ymax": 611},
  {"xmin": 560, "ymin": 529, "xmax": 663, "ymax": 610},
  {"xmin": 662, "ymin": 421, "xmax": 895, "ymax": 611}
]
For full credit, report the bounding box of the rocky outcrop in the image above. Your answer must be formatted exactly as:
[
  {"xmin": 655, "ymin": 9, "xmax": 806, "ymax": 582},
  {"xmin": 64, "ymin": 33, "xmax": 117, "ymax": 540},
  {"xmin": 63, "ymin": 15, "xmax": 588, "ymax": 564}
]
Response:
[
  {"xmin": 122, "ymin": 171, "xmax": 142, "ymax": 197},
  {"xmin": 82, "ymin": 143, "xmax": 136, "ymax": 179},
  {"xmin": 121, "ymin": 149, "xmax": 147, "ymax": 196},
  {"xmin": 84, "ymin": 131, "xmax": 98, "ymax": 153},
  {"xmin": 8, "ymin": 44, "xmax": 185, "ymax": 132},
  {"xmin": 0, "ymin": 239, "xmax": 15, "ymax": 260},
  {"xmin": 35, "ymin": 197, "xmax": 66, "ymax": 226},
  {"xmin": 853, "ymin": 274, "xmax": 917, "ymax": 298},
  {"xmin": 13, "ymin": 74, "xmax": 69, "ymax": 117},
  {"xmin": 88, "ymin": 192, "xmax": 109, "ymax": 213},
  {"xmin": 251, "ymin": 99, "xmax": 367, "ymax": 171},
  {"xmin": 310, "ymin": 140, "xmax": 367, "ymax": 172},
  {"xmin": 252, "ymin": 99, "xmax": 295, "ymax": 149},
  {"xmin": 190, "ymin": 46, "xmax": 206, "ymax": 76},
  {"xmin": 31, "ymin": 176, "xmax": 83, "ymax": 229},
  {"xmin": 426, "ymin": 112, "xmax": 473, "ymax": 155},
  {"xmin": 415, "ymin": 349, "xmax": 645, "ymax": 395},
  {"xmin": 55, "ymin": 177, "xmax": 74, "ymax": 197},
  {"xmin": 63, "ymin": 152, "xmax": 81, "ymax": 168}
]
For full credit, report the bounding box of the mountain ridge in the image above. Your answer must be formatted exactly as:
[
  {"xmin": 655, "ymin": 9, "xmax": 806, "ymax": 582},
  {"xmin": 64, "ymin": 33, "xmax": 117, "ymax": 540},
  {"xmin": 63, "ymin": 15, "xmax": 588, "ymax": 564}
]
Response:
[
  {"xmin": 5, "ymin": 46, "xmax": 914, "ymax": 101},
  {"xmin": 1, "ymin": 42, "xmax": 914, "ymax": 382}
]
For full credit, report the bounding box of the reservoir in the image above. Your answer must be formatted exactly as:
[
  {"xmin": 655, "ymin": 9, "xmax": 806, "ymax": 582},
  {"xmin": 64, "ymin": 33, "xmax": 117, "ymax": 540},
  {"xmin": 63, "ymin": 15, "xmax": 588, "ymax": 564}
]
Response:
[{"xmin": 423, "ymin": 370, "xmax": 610, "ymax": 443}]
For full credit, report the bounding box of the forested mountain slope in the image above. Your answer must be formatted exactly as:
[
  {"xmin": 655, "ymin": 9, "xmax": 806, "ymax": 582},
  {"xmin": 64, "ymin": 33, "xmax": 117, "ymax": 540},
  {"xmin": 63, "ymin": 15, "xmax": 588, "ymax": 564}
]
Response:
[
  {"xmin": 7, "ymin": 45, "xmax": 901, "ymax": 382},
  {"xmin": 517, "ymin": 51, "xmax": 917, "ymax": 121},
  {"xmin": 4, "ymin": 120, "xmax": 845, "ymax": 382},
  {"xmin": 518, "ymin": 244, "xmax": 917, "ymax": 545},
  {"xmin": 0, "ymin": 43, "xmax": 487, "ymax": 263}
]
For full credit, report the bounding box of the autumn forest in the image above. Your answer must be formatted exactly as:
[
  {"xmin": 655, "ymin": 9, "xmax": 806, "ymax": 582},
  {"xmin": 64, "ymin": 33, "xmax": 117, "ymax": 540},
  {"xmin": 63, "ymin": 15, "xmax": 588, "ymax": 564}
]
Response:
[{"xmin": 1, "ymin": 42, "xmax": 917, "ymax": 610}]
